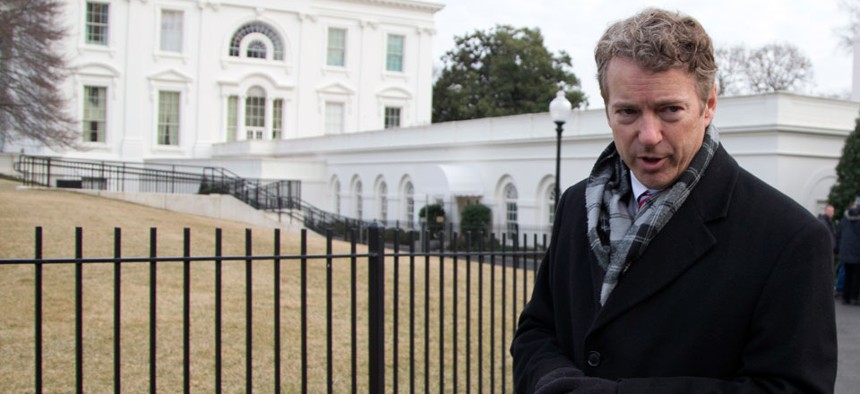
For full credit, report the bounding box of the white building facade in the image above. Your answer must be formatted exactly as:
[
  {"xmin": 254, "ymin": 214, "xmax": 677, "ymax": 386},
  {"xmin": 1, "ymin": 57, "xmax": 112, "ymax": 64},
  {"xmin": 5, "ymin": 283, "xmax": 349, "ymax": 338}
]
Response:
[
  {"xmin": 30, "ymin": 0, "xmax": 442, "ymax": 162},
  {"xmin": 3, "ymin": 0, "xmax": 858, "ymax": 235}
]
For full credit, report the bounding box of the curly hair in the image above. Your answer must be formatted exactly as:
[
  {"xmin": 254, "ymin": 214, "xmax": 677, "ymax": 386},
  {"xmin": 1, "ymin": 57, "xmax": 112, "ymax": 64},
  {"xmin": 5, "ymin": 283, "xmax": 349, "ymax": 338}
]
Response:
[{"xmin": 594, "ymin": 8, "xmax": 717, "ymax": 105}]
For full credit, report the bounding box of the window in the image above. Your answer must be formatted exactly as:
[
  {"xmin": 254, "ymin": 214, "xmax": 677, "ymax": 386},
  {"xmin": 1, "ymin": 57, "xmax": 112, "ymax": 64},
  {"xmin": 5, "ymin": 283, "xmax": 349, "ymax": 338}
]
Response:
[
  {"xmin": 386, "ymin": 34, "xmax": 404, "ymax": 72},
  {"xmin": 505, "ymin": 184, "xmax": 519, "ymax": 240},
  {"xmin": 378, "ymin": 182, "xmax": 388, "ymax": 225},
  {"xmin": 384, "ymin": 107, "xmax": 401, "ymax": 129},
  {"xmin": 157, "ymin": 91, "xmax": 180, "ymax": 145},
  {"xmin": 272, "ymin": 99, "xmax": 284, "ymax": 139},
  {"xmin": 325, "ymin": 102, "xmax": 344, "ymax": 134},
  {"xmin": 548, "ymin": 185, "xmax": 557, "ymax": 225},
  {"xmin": 355, "ymin": 181, "xmax": 363, "ymax": 220},
  {"xmin": 160, "ymin": 10, "xmax": 183, "ymax": 52},
  {"xmin": 226, "ymin": 96, "xmax": 238, "ymax": 142},
  {"xmin": 404, "ymin": 181, "xmax": 414, "ymax": 229},
  {"xmin": 333, "ymin": 179, "xmax": 341, "ymax": 216},
  {"xmin": 228, "ymin": 23, "xmax": 284, "ymax": 60},
  {"xmin": 327, "ymin": 28, "xmax": 346, "ymax": 67},
  {"xmin": 86, "ymin": 2, "xmax": 109, "ymax": 45},
  {"xmin": 245, "ymin": 87, "xmax": 265, "ymax": 140},
  {"xmin": 226, "ymin": 90, "xmax": 283, "ymax": 141},
  {"xmin": 83, "ymin": 86, "xmax": 107, "ymax": 143},
  {"xmin": 247, "ymin": 40, "xmax": 267, "ymax": 59}
]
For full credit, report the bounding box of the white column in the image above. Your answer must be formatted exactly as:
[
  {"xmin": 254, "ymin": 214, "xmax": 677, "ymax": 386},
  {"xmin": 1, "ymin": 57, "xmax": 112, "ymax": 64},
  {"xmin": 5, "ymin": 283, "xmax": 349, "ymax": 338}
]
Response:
[
  {"xmin": 237, "ymin": 95, "xmax": 247, "ymax": 141},
  {"xmin": 265, "ymin": 97, "xmax": 274, "ymax": 140}
]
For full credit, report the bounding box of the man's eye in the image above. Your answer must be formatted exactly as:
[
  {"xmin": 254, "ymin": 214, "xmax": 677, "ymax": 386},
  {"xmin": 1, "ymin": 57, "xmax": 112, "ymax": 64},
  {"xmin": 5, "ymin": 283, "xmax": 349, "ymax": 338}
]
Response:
[{"xmin": 664, "ymin": 106, "xmax": 682, "ymax": 113}]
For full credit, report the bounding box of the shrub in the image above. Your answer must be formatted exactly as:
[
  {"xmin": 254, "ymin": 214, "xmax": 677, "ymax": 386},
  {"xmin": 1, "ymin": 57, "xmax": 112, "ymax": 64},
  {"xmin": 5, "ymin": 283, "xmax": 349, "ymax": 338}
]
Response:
[
  {"xmin": 198, "ymin": 182, "xmax": 231, "ymax": 195},
  {"xmin": 461, "ymin": 204, "xmax": 491, "ymax": 235},
  {"xmin": 418, "ymin": 203, "xmax": 445, "ymax": 238}
]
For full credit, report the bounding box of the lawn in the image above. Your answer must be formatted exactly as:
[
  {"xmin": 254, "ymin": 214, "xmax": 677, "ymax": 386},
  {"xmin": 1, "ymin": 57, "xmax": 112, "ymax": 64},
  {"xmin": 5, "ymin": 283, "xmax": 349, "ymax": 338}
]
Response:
[{"xmin": 0, "ymin": 179, "xmax": 536, "ymax": 392}]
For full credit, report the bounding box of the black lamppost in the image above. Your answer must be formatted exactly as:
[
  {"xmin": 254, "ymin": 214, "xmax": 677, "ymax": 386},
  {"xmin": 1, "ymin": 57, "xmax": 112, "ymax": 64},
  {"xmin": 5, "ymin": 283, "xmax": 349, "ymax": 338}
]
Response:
[{"xmin": 549, "ymin": 90, "xmax": 572, "ymax": 210}]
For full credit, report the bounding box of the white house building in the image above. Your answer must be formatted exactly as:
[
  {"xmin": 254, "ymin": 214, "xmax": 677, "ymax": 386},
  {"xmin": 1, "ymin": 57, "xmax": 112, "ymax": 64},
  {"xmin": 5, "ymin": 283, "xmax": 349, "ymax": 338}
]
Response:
[
  {"xmin": 20, "ymin": 0, "xmax": 443, "ymax": 161},
  {"xmin": 3, "ymin": 0, "xmax": 859, "ymax": 234}
]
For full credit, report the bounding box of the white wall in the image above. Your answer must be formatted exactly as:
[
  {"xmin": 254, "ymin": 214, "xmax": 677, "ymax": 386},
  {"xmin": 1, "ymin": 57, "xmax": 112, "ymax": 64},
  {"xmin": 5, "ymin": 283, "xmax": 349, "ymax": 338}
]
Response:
[{"xmin": 271, "ymin": 93, "xmax": 858, "ymax": 229}]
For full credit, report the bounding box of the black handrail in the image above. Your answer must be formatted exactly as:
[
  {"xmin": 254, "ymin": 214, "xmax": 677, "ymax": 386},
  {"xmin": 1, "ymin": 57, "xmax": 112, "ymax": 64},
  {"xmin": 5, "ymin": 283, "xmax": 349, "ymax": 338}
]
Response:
[{"xmin": 13, "ymin": 154, "xmax": 302, "ymax": 213}]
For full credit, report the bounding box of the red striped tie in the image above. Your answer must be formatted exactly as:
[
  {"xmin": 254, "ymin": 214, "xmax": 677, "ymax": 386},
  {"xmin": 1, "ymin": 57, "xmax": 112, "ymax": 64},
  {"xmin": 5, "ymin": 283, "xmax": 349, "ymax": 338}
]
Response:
[{"xmin": 637, "ymin": 191, "xmax": 652, "ymax": 209}]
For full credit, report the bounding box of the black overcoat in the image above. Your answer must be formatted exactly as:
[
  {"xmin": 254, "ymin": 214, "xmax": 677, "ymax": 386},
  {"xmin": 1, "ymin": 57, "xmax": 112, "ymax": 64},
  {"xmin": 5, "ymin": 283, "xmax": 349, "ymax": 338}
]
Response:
[{"xmin": 512, "ymin": 145, "xmax": 837, "ymax": 393}]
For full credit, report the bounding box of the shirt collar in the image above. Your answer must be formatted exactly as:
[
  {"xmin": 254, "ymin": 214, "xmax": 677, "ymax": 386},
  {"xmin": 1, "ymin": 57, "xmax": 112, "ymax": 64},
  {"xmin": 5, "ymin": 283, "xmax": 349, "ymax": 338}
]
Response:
[{"xmin": 629, "ymin": 170, "xmax": 661, "ymax": 198}]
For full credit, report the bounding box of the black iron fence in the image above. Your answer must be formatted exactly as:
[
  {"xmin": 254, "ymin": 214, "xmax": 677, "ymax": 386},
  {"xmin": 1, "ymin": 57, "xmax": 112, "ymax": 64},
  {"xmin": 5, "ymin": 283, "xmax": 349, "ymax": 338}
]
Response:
[{"xmin": 0, "ymin": 225, "xmax": 546, "ymax": 393}]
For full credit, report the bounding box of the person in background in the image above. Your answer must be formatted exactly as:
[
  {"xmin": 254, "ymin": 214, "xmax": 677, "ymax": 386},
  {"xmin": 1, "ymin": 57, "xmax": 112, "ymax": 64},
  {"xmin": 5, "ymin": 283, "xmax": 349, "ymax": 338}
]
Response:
[
  {"xmin": 839, "ymin": 199, "xmax": 860, "ymax": 305},
  {"xmin": 819, "ymin": 204, "xmax": 837, "ymax": 250},
  {"xmin": 819, "ymin": 204, "xmax": 844, "ymax": 299},
  {"xmin": 511, "ymin": 8, "xmax": 837, "ymax": 394}
]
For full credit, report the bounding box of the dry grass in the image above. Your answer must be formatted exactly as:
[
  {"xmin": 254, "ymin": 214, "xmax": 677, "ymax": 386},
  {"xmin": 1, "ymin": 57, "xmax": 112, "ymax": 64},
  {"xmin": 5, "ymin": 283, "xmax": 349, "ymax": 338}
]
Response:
[{"xmin": 0, "ymin": 179, "xmax": 536, "ymax": 392}]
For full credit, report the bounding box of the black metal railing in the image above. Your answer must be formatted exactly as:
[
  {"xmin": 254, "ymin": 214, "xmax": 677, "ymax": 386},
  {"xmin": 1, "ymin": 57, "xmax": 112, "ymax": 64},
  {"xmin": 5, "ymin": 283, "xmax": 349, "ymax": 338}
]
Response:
[
  {"xmin": 0, "ymin": 225, "xmax": 547, "ymax": 393},
  {"xmin": 293, "ymin": 198, "xmax": 551, "ymax": 250},
  {"xmin": 13, "ymin": 155, "xmax": 301, "ymax": 213},
  {"xmin": 12, "ymin": 155, "xmax": 552, "ymax": 246}
]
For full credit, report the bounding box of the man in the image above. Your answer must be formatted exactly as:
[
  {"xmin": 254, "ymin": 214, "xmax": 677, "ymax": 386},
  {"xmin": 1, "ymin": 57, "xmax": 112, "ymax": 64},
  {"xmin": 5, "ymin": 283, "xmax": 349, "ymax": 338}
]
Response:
[
  {"xmin": 511, "ymin": 8, "xmax": 837, "ymax": 394},
  {"xmin": 819, "ymin": 204, "xmax": 845, "ymax": 299},
  {"xmin": 819, "ymin": 204, "xmax": 838, "ymax": 248}
]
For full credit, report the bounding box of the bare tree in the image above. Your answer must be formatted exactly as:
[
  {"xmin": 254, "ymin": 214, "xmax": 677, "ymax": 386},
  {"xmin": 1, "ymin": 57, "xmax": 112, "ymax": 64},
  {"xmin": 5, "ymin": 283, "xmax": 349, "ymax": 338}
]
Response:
[
  {"xmin": 715, "ymin": 42, "xmax": 813, "ymax": 95},
  {"xmin": 0, "ymin": 0, "xmax": 78, "ymax": 149},
  {"xmin": 715, "ymin": 45, "xmax": 748, "ymax": 96},
  {"xmin": 836, "ymin": 0, "xmax": 860, "ymax": 53},
  {"xmin": 745, "ymin": 43, "xmax": 813, "ymax": 93}
]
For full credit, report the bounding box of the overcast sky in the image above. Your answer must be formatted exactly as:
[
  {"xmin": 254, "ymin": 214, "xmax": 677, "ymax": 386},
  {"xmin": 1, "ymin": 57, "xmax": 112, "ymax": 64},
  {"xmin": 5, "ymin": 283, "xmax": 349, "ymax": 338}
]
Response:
[{"xmin": 431, "ymin": 0, "xmax": 854, "ymax": 109}]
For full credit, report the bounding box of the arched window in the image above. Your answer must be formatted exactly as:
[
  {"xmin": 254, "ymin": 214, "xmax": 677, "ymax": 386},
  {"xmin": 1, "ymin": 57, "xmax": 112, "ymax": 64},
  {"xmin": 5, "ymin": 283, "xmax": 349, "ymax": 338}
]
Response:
[
  {"xmin": 547, "ymin": 184, "xmax": 556, "ymax": 225},
  {"xmin": 225, "ymin": 86, "xmax": 286, "ymax": 142},
  {"xmin": 229, "ymin": 22, "xmax": 284, "ymax": 60},
  {"xmin": 403, "ymin": 181, "xmax": 415, "ymax": 229},
  {"xmin": 504, "ymin": 183, "xmax": 519, "ymax": 240},
  {"xmin": 246, "ymin": 40, "xmax": 267, "ymax": 59},
  {"xmin": 378, "ymin": 181, "xmax": 388, "ymax": 225},
  {"xmin": 355, "ymin": 180, "xmax": 363, "ymax": 220},
  {"xmin": 332, "ymin": 179, "xmax": 341, "ymax": 216}
]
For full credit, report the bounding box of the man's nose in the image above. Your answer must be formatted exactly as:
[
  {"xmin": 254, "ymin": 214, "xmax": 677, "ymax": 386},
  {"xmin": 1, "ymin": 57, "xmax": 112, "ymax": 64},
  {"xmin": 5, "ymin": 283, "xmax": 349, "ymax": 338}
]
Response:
[{"xmin": 638, "ymin": 113, "xmax": 662, "ymax": 146}]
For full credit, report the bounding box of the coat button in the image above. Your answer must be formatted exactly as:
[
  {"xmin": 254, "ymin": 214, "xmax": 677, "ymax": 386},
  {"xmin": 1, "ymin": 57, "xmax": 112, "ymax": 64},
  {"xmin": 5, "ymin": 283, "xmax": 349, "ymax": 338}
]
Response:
[{"xmin": 587, "ymin": 351, "xmax": 601, "ymax": 367}]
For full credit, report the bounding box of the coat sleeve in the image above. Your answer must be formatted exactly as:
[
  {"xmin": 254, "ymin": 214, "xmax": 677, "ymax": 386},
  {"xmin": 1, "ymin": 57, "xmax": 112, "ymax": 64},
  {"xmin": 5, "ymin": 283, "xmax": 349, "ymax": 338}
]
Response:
[
  {"xmin": 512, "ymin": 185, "xmax": 619, "ymax": 393},
  {"xmin": 512, "ymin": 261, "xmax": 620, "ymax": 393},
  {"xmin": 511, "ymin": 250, "xmax": 584, "ymax": 393}
]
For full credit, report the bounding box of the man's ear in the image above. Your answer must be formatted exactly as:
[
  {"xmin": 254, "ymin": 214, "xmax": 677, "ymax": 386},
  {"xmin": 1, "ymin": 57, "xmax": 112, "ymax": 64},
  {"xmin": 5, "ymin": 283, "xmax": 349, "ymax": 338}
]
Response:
[{"xmin": 703, "ymin": 83, "xmax": 717, "ymax": 121}]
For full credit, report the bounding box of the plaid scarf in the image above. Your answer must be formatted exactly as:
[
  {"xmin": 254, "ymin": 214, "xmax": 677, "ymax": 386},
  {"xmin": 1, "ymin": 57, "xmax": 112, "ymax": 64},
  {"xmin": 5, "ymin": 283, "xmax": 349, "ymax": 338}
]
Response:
[{"xmin": 585, "ymin": 125, "xmax": 720, "ymax": 305}]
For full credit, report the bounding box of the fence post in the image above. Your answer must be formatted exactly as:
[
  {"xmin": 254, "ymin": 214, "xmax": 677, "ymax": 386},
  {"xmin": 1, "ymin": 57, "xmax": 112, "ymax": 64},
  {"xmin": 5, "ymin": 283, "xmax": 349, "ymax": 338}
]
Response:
[{"xmin": 368, "ymin": 223, "xmax": 384, "ymax": 394}]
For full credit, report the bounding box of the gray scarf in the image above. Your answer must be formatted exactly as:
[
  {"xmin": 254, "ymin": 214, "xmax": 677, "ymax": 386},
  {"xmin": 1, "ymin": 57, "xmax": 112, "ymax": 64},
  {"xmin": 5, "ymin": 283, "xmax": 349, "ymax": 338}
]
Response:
[{"xmin": 585, "ymin": 124, "xmax": 720, "ymax": 305}]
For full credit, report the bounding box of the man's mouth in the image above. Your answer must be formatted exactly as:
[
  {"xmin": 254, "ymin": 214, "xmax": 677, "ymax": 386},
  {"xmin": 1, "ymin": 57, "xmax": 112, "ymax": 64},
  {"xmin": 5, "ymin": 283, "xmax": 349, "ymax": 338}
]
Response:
[{"xmin": 638, "ymin": 156, "xmax": 665, "ymax": 170}]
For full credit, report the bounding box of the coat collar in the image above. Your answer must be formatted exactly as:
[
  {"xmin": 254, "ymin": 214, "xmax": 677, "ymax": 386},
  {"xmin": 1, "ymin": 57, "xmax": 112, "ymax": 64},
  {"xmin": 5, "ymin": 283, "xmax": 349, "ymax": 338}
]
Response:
[{"xmin": 590, "ymin": 145, "xmax": 739, "ymax": 330}]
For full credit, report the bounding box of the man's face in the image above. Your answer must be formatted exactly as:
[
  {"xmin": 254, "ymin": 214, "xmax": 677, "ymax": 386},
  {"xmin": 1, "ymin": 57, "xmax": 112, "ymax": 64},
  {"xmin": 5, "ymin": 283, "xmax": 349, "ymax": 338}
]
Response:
[{"xmin": 604, "ymin": 57, "xmax": 716, "ymax": 190}]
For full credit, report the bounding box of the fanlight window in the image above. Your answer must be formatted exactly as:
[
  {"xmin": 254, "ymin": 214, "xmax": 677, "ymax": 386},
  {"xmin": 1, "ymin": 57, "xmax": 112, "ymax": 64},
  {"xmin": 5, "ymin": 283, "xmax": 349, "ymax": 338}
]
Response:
[{"xmin": 229, "ymin": 23, "xmax": 284, "ymax": 60}]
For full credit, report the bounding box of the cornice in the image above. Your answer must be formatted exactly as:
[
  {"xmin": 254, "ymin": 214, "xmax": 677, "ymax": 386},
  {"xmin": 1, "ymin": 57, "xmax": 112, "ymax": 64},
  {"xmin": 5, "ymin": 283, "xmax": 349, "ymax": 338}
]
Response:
[{"xmin": 339, "ymin": 0, "xmax": 445, "ymax": 13}]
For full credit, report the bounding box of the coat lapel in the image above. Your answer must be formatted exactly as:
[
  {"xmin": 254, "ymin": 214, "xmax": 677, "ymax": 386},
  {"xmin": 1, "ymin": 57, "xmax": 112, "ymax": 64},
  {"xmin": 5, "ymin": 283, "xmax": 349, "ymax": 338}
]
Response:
[{"xmin": 589, "ymin": 145, "xmax": 738, "ymax": 331}]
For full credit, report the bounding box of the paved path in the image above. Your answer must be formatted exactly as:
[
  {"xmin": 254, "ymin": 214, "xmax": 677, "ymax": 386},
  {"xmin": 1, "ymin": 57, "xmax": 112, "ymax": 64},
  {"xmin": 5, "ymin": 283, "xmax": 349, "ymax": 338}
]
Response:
[{"xmin": 836, "ymin": 302, "xmax": 860, "ymax": 394}]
